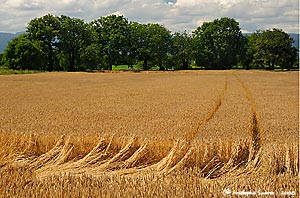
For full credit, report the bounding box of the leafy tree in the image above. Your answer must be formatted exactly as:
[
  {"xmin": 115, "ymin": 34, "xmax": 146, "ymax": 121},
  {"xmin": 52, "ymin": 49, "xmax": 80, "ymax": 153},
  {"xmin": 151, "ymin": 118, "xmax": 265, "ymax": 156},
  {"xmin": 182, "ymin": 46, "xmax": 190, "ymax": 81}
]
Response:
[
  {"xmin": 58, "ymin": 15, "xmax": 90, "ymax": 71},
  {"xmin": 27, "ymin": 14, "xmax": 60, "ymax": 71},
  {"xmin": 249, "ymin": 29, "xmax": 298, "ymax": 70},
  {"xmin": 130, "ymin": 23, "xmax": 171, "ymax": 70},
  {"xmin": 91, "ymin": 15, "xmax": 131, "ymax": 70},
  {"xmin": 130, "ymin": 22, "xmax": 151, "ymax": 70},
  {"xmin": 193, "ymin": 17, "xmax": 246, "ymax": 70},
  {"xmin": 148, "ymin": 24, "xmax": 171, "ymax": 70},
  {"xmin": 170, "ymin": 32, "xmax": 193, "ymax": 70},
  {"xmin": 240, "ymin": 34, "xmax": 256, "ymax": 70},
  {"xmin": 77, "ymin": 24, "xmax": 102, "ymax": 70},
  {"xmin": 126, "ymin": 22, "xmax": 142, "ymax": 69},
  {"xmin": 2, "ymin": 34, "xmax": 45, "ymax": 70},
  {"xmin": 80, "ymin": 43, "xmax": 102, "ymax": 70},
  {"xmin": 5, "ymin": 14, "xmax": 297, "ymax": 72}
]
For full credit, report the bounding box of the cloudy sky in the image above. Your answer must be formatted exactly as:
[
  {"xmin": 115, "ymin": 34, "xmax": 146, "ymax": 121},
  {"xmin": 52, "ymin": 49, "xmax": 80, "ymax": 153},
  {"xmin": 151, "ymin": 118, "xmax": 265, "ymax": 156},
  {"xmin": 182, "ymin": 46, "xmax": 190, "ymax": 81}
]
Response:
[{"xmin": 0, "ymin": 0, "xmax": 299, "ymax": 33}]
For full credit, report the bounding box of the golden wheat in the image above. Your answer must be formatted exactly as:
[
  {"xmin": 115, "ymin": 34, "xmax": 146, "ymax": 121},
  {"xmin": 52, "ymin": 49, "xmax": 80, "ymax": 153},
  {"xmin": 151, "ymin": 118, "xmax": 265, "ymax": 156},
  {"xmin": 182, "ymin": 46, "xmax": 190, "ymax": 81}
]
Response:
[{"xmin": 0, "ymin": 71, "xmax": 298, "ymax": 197}]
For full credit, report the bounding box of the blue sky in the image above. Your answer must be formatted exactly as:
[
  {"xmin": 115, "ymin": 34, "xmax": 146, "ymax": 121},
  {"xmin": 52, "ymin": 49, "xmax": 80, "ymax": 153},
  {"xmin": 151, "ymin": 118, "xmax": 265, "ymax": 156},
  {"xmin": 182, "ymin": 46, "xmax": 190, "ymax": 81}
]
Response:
[{"xmin": 0, "ymin": 0, "xmax": 299, "ymax": 33}]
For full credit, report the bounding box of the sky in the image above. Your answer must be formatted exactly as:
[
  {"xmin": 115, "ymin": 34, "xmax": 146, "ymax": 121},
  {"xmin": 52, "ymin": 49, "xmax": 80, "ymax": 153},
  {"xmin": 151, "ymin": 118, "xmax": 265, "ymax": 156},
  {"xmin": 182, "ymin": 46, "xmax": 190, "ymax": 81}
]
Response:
[{"xmin": 0, "ymin": 0, "xmax": 299, "ymax": 33}]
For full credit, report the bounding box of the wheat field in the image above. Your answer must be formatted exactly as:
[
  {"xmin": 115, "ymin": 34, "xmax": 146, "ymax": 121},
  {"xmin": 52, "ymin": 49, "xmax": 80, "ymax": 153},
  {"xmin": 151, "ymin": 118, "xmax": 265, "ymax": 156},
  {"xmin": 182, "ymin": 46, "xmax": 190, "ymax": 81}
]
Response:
[{"xmin": 0, "ymin": 70, "xmax": 298, "ymax": 197}]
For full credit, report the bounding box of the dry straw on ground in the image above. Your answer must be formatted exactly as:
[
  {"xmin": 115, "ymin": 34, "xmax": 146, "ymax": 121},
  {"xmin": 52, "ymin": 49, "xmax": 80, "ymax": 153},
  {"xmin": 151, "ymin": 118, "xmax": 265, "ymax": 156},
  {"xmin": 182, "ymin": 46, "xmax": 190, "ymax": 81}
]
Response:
[{"xmin": 0, "ymin": 71, "xmax": 298, "ymax": 197}]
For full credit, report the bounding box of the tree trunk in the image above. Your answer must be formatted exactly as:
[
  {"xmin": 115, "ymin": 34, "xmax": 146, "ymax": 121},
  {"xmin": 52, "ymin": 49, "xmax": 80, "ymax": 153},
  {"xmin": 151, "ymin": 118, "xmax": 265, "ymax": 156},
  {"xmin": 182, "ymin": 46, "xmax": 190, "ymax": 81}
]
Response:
[
  {"xmin": 271, "ymin": 61, "xmax": 275, "ymax": 70},
  {"xmin": 48, "ymin": 43, "xmax": 53, "ymax": 71},
  {"xmin": 143, "ymin": 59, "xmax": 148, "ymax": 70},
  {"xmin": 182, "ymin": 59, "xmax": 188, "ymax": 70},
  {"xmin": 159, "ymin": 62, "xmax": 165, "ymax": 71},
  {"xmin": 69, "ymin": 50, "xmax": 75, "ymax": 71}
]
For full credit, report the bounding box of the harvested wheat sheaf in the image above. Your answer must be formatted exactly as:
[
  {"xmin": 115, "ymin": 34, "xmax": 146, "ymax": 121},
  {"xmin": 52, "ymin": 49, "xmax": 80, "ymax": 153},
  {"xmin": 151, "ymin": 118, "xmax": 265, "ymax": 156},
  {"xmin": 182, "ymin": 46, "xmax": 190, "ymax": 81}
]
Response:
[{"xmin": 0, "ymin": 71, "xmax": 299, "ymax": 197}]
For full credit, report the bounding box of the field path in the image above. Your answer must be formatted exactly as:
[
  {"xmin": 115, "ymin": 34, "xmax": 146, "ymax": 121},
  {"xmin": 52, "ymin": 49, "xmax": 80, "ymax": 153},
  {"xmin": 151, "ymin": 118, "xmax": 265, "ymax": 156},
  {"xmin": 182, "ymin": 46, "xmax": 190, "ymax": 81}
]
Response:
[
  {"xmin": 233, "ymin": 71, "xmax": 299, "ymax": 143},
  {"xmin": 185, "ymin": 73, "xmax": 228, "ymax": 142},
  {"xmin": 233, "ymin": 72, "xmax": 262, "ymax": 154},
  {"xmin": 195, "ymin": 72, "xmax": 253, "ymax": 142}
]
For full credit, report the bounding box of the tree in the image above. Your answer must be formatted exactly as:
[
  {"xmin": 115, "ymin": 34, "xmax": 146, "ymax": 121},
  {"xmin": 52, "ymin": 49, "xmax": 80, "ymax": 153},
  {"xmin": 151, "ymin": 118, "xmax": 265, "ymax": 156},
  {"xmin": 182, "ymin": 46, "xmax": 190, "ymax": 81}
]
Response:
[
  {"xmin": 130, "ymin": 22, "xmax": 151, "ymax": 70},
  {"xmin": 249, "ymin": 29, "xmax": 298, "ymax": 70},
  {"xmin": 240, "ymin": 34, "xmax": 256, "ymax": 70},
  {"xmin": 91, "ymin": 15, "xmax": 131, "ymax": 70},
  {"xmin": 2, "ymin": 34, "xmax": 45, "ymax": 70},
  {"xmin": 80, "ymin": 43, "xmax": 102, "ymax": 70},
  {"xmin": 130, "ymin": 23, "xmax": 171, "ymax": 70},
  {"xmin": 148, "ymin": 24, "xmax": 171, "ymax": 70},
  {"xmin": 58, "ymin": 15, "xmax": 90, "ymax": 71},
  {"xmin": 27, "ymin": 14, "xmax": 60, "ymax": 71},
  {"xmin": 170, "ymin": 32, "xmax": 193, "ymax": 70},
  {"xmin": 193, "ymin": 17, "xmax": 246, "ymax": 70}
]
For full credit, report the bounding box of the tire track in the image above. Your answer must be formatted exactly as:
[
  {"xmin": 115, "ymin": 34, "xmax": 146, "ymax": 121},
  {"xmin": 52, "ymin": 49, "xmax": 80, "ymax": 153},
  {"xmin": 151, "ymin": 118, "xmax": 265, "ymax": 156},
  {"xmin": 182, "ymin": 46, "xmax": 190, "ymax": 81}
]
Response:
[
  {"xmin": 185, "ymin": 74, "xmax": 228, "ymax": 143},
  {"xmin": 232, "ymin": 72, "xmax": 263, "ymax": 176},
  {"xmin": 233, "ymin": 72, "xmax": 262, "ymax": 154}
]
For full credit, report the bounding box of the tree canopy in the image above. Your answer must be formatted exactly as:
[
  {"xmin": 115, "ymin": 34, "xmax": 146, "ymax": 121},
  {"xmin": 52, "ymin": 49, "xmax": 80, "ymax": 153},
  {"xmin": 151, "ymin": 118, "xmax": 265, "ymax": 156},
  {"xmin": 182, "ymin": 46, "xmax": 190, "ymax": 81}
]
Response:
[
  {"xmin": 58, "ymin": 15, "xmax": 90, "ymax": 71},
  {"xmin": 2, "ymin": 34, "xmax": 45, "ymax": 70},
  {"xmin": 91, "ymin": 15, "xmax": 131, "ymax": 70},
  {"xmin": 193, "ymin": 17, "xmax": 246, "ymax": 70},
  {"xmin": 170, "ymin": 32, "xmax": 193, "ymax": 70},
  {"xmin": 27, "ymin": 14, "xmax": 60, "ymax": 71},
  {"xmin": 247, "ymin": 29, "xmax": 298, "ymax": 70},
  {"xmin": 1, "ymin": 14, "xmax": 298, "ymax": 71}
]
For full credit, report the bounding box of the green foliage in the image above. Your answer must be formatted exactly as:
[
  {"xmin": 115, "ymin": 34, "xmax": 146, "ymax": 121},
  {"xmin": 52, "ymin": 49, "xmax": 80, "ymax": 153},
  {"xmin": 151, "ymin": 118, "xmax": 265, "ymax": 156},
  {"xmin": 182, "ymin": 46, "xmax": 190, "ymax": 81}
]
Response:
[
  {"xmin": 247, "ymin": 29, "xmax": 298, "ymax": 70},
  {"xmin": 0, "ymin": 66, "xmax": 39, "ymax": 75},
  {"xmin": 80, "ymin": 43, "xmax": 102, "ymax": 70},
  {"xmin": 170, "ymin": 32, "xmax": 193, "ymax": 70},
  {"xmin": 130, "ymin": 23, "xmax": 171, "ymax": 70},
  {"xmin": 91, "ymin": 15, "xmax": 131, "ymax": 70},
  {"xmin": 2, "ymin": 34, "xmax": 46, "ymax": 70},
  {"xmin": 58, "ymin": 15, "xmax": 91, "ymax": 71},
  {"xmin": 0, "ymin": 54, "xmax": 3, "ymax": 65},
  {"xmin": 130, "ymin": 22, "xmax": 150, "ymax": 70},
  {"xmin": 27, "ymin": 14, "xmax": 60, "ymax": 71},
  {"xmin": 147, "ymin": 24, "xmax": 172, "ymax": 70},
  {"xmin": 2, "ymin": 14, "xmax": 298, "ymax": 72},
  {"xmin": 193, "ymin": 17, "xmax": 246, "ymax": 70}
]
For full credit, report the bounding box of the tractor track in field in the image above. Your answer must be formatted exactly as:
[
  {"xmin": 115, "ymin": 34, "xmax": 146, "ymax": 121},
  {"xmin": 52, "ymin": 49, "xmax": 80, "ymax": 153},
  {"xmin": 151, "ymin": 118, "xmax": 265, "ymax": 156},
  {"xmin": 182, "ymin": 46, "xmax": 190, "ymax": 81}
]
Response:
[
  {"xmin": 233, "ymin": 73, "xmax": 262, "ymax": 155},
  {"xmin": 9, "ymin": 72, "xmax": 263, "ymax": 179},
  {"xmin": 185, "ymin": 74, "xmax": 228, "ymax": 143}
]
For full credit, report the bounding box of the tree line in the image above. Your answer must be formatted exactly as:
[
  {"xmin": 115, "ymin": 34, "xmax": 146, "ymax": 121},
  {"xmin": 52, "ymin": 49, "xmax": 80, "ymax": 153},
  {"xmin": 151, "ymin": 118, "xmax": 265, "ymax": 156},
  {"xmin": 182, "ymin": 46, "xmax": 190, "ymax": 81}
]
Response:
[{"xmin": 1, "ymin": 14, "xmax": 298, "ymax": 71}]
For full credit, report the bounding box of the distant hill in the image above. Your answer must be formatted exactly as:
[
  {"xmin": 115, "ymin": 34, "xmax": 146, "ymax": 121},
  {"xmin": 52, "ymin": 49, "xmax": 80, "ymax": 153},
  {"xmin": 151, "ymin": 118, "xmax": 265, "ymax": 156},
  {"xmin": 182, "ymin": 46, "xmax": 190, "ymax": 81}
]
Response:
[{"xmin": 0, "ymin": 32, "xmax": 24, "ymax": 53}]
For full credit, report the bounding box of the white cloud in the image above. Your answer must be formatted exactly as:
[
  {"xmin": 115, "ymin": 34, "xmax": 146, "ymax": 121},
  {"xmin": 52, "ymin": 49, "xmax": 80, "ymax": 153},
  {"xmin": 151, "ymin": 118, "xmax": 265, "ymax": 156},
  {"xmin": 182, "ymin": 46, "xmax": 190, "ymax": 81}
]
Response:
[
  {"xmin": 175, "ymin": 0, "xmax": 201, "ymax": 7},
  {"xmin": 0, "ymin": 0, "xmax": 298, "ymax": 33}
]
